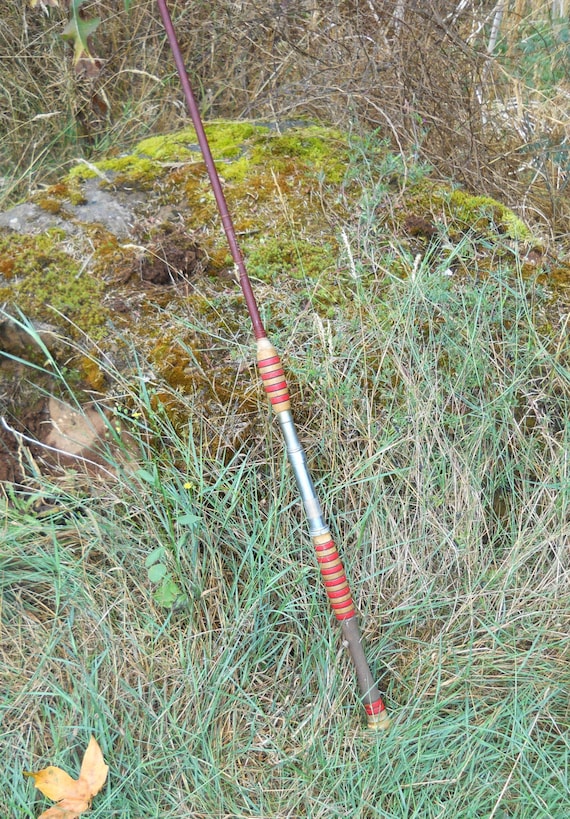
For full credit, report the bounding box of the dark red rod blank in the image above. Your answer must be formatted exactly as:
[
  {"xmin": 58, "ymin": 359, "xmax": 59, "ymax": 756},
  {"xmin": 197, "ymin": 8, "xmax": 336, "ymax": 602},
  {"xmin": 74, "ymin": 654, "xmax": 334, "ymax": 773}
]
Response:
[{"xmin": 155, "ymin": 0, "xmax": 265, "ymax": 339}]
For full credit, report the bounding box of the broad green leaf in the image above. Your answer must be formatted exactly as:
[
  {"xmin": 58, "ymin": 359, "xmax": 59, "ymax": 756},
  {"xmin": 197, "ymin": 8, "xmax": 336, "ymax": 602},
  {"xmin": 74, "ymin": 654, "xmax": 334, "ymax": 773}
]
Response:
[
  {"xmin": 176, "ymin": 513, "xmax": 200, "ymax": 527},
  {"xmin": 153, "ymin": 579, "xmax": 183, "ymax": 607},
  {"xmin": 135, "ymin": 469, "xmax": 157, "ymax": 485},
  {"xmin": 144, "ymin": 546, "xmax": 166, "ymax": 568},
  {"xmin": 61, "ymin": 1, "xmax": 101, "ymax": 69},
  {"xmin": 147, "ymin": 563, "xmax": 168, "ymax": 583}
]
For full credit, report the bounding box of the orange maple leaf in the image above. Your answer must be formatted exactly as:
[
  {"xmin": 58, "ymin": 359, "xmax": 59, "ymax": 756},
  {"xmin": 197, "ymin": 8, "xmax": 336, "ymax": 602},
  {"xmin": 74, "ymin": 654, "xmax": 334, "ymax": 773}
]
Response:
[{"xmin": 24, "ymin": 736, "xmax": 108, "ymax": 819}]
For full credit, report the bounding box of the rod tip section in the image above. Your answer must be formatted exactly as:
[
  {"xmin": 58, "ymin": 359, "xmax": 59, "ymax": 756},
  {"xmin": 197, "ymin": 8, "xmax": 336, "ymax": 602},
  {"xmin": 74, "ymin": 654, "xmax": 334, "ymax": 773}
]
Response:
[{"xmin": 367, "ymin": 709, "xmax": 391, "ymax": 731}]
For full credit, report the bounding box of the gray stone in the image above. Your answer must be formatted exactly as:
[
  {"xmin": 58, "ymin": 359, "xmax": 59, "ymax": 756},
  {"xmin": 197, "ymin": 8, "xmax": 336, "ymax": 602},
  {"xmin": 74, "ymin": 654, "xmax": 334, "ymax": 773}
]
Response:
[{"xmin": 0, "ymin": 177, "xmax": 145, "ymax": 238}]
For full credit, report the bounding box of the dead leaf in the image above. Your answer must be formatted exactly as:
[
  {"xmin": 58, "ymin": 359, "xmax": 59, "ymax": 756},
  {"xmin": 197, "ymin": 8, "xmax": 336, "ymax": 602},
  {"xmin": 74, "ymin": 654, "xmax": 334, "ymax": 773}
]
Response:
[
  {"xmin": 75, "ymin": 737, "xmax": 108, "ymax": 798},
  {"xmin": 25, "ymin": 736, "xmax": 108, "ymax": 819},
  {"xmin": 38, "ymin": 802, "xmax": 90, "ymax": 819},
  {"xmin": 61, "ymin": 0, "xmax": 101, "ymax": 74}
]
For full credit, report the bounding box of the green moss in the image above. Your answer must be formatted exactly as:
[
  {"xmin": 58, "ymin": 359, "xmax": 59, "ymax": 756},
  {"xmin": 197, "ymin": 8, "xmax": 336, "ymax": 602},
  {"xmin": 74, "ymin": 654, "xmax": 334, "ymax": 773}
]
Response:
[
  {"xmin": 4, "ymin": 118, "xmax": 552, "ymax": 442},
  {"xmin": 388, "ymin": 177, "xmax": 535, "ymax": 251},
  {"xmin": 67, "ymin": 155, "xmax": 162, "ymax": 187},
  {"xmin": 447, "ymin": 190, "xmax": 532, "ymax": 240},
  {"xmin": 203, "ymin": 121, "xmax": 263, "ymax": 157},
  {"xmin": 31, "ymin": 179, "xmax": 87, "ymax": 212},
  {"xmin": 244, "ymin": 236, "xmax": 336, "ymax": 283},
  {"xmin": 66, "ymin": 163, "xmax": 99, "ymax": 182},
  {"xmin": 135, "ymin": 122, "xmax": 262, "ymax": 163},
  {"xmin": 125, "ymin": 123, "xmax": 351, "ymax": 281},
  {"xmin": 218, "ymin": 154, "xmax": 251, "ymax": 183},
  {"xmin": 67, "ymin": 176, "xmax": 88, "ymax": 206},
  {"xmin": 251, "ymin": 126, "xmax": 349, "ymax": 183},
  {"xmin": 35, "ymin": 196, "xmax": 63, "ymax": 215},
  {"xmin": 134, "ymin": 129, "xmax": 200, "ymax": 162},
  {"xmin": 69, "ymin": 121, "xmax": 346, "ymax": 192},
  {"xmin": 62, "ymin": 122, "xmax": 351, "ymax": 276},
  {"xmin": 0, "ymin": 230, "xmax": 108, "ymax": 340},
  {"xmin": 97, "ymin": 155, "xmax": 162, "ymax": 182}
]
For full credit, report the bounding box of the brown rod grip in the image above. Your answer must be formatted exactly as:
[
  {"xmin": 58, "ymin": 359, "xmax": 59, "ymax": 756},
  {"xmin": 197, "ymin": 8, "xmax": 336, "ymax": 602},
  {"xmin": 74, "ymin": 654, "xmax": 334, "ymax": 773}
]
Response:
[{"xmin": 341, "ymin": 617, "xmax": 390, "ymax": 731}]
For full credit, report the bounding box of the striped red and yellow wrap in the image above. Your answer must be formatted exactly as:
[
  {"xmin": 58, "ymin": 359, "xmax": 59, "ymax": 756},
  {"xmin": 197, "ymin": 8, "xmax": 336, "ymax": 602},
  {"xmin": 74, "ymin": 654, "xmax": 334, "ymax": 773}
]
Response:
[
  {"xmin": 313, "ymin": 532, "xmax": 356, "ymax": 620},
  {"xmin": 257, "ymin": 338, "xmax": 291, "ymax": 413}
]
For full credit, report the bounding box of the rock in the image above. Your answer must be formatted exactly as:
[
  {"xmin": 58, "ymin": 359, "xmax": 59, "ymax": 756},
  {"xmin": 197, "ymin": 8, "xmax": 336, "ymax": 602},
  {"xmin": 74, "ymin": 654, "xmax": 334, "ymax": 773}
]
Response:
[
  {"xmin": 41, "ymin": 396, "xmax": 118, "ymax": 476},
  {"xmin": 0, "ymin": 202, "xmax": 73, "ymax": 236},
  {"xmin": 0, "ymin": 315, "xmax": 63, "ymax": 358},
  {"xmin": 0, "ymin": 177, "xmax": 145, "ymax": 238},
  {"xmin": 0, "ymin": 398, "xmax": 121, "ymax": 486},
  {"xmin": 0, "ymin": 119, "xmax": 540, "ymax": 488}
]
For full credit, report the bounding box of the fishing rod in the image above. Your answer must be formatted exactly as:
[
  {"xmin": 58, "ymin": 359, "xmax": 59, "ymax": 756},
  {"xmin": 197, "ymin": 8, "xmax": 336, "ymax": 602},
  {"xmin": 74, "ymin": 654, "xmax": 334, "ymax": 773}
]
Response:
[{"xmin": 156, "ymin": 0, "xmax": 389, "ymax": 730}]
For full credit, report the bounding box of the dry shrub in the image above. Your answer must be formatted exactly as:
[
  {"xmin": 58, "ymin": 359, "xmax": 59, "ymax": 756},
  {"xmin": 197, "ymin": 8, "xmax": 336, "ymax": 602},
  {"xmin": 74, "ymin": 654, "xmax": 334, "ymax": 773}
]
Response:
[{"xmin": 1, "ymin": 1, "xmax": 568, "ymax": 239}]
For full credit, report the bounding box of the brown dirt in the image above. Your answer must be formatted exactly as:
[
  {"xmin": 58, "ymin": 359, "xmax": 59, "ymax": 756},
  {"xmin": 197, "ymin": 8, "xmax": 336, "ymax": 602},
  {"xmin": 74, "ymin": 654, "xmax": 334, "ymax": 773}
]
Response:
[{"xmin": 121, "ymin": 225, "xmax": 207, "ymax": 285}]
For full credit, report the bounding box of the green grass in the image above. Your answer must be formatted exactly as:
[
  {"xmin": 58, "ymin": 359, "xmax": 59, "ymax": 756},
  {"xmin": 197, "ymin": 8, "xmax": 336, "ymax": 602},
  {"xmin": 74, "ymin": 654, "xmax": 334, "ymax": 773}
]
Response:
[
  {"xmin": 2, "ymin": 4, "xmax": 570, "ymax": 812},
  {"xmin": 2, "ymin": 215, "xmax": 569, "ymax": 817}
]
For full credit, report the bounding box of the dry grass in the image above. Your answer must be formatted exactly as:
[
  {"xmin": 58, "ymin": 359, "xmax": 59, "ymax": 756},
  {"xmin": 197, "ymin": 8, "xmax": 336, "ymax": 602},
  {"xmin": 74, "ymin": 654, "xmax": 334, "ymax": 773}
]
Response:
[
  {"xmin": 2, "ymin": 225, "xmax": 569, "ymax": 815},
  {"xmin": 2, "ymin": 2, "xmax": 569, "ymax": 240},
  {"xmin": 1, "ymin": 3, "xmax": 570, "ymax": 816}
]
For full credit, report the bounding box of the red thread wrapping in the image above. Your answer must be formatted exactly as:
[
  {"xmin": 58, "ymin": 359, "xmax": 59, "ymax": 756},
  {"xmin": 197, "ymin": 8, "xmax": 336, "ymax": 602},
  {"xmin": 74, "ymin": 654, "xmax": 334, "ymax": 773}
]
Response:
[
  {"xmin": 315, "ymin": 538, "xmax": 335, "ymax": 551},
  {"xmin": 313, "ymin": 535, "xmax": 356, "ymax": 618},
  {"xmin": 258, "ymin": 354, "xmax": 281, "ymax": 368},
  {"xmin": 321, "ymin": 563, "xmax": 346, "ymax": 579},
  {"xmin": 327, "ymin": 586, "xmax": 351, "ymax": 600},
  {"xmin": 260, "ymin": 372, "xmax": 285, "ymax": 385},
  {"xmin": 270, "ymin": 392, "xmax": 290, "ymax": 405},
  {"xmin": 324, "ymin": 573, "xmax": 347, "ymax": 587},
  {"xmin": 317, "ymin": 551, "xmax": 340, "ymax": 565},
  {"xmin": 265, "ymin": 381, "xmax": 288, "ymax": 393},
  {"xmin": 329, "ymin": 604, "xmax": 355, "ymax": 620},
  {"xmin": 260, "ymin": 367, "xmax": 284, "ymax": 380},
  {"xmin": 257, "ymin": 355, "xmax": 290, "ymax": 407},
  {"xmin": 364, "ymin": 698, "xmax": 387, "ymax": 715}
]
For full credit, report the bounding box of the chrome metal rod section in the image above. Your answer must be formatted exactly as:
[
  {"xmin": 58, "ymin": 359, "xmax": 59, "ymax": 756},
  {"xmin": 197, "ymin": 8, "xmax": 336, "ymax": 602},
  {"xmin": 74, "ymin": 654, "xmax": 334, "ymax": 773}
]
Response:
[{"xmin": 277, "ymin": 411, "xmax": 326, "ymax": 534}]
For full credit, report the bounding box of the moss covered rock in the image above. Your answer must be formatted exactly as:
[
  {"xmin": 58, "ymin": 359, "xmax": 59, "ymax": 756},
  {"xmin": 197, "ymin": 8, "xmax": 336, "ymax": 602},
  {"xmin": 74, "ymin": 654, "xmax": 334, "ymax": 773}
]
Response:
[{"xmin": 0, "ymin": 119, "xmax": 541, "ymax": 482}]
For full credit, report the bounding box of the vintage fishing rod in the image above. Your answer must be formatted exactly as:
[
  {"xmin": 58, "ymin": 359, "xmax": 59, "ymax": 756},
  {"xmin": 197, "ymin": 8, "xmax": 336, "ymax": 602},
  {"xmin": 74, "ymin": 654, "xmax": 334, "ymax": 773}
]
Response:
[{"xmin": 156, "ymin": 0, "xmax": 389, "ymax": 730}]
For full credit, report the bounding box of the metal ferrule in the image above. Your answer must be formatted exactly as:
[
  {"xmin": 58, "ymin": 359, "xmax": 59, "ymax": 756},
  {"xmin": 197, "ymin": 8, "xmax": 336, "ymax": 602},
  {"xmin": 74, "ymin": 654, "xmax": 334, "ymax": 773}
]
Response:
[{"xmin": 277, "ymin": 411, "xmax": 327, "ymax": 536}]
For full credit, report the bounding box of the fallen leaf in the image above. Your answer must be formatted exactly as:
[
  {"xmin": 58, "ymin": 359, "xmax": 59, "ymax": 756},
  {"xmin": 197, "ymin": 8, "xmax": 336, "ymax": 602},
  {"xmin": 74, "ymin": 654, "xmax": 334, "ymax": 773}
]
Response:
[
  {"xmin": 38, "ymin": 801, "xmax": 90, "ymax": 819},
  {"xmin": 75, "ymin": 736, "xmax": 108, "ymax": 797},
  {"xmin": 25, "ymin": 736, "xmax": 108, "ymax": 819}
]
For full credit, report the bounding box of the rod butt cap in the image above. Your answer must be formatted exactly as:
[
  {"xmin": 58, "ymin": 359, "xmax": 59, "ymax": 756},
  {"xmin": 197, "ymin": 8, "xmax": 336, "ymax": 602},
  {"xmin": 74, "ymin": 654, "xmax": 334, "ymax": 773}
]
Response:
[{"xmin": 367, "ymin": 710, "xmax": 391, "ymax": 731}]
